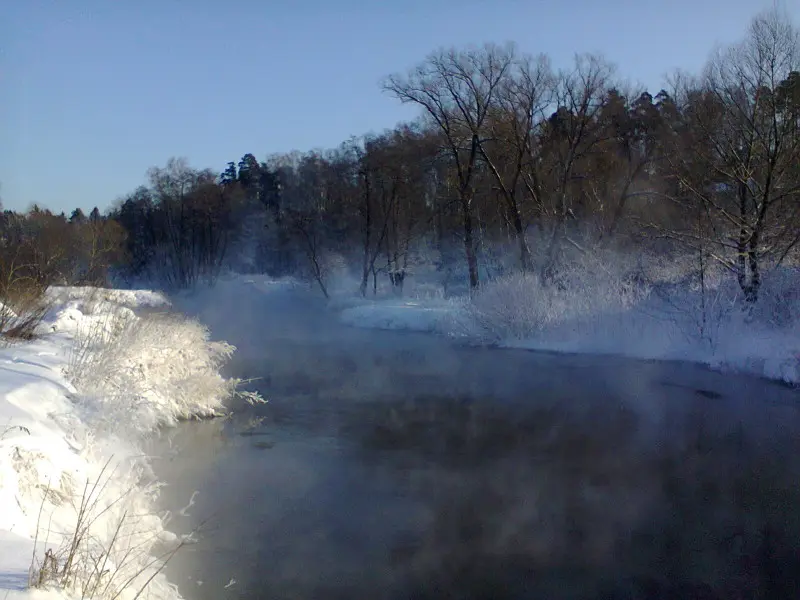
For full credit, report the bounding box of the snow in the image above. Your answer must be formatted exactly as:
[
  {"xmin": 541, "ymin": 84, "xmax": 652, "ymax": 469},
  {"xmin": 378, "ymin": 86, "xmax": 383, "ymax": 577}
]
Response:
[
  {"xmin": 338, "ymin": 299, "xmax": 474, "ymax": 336},
  {"xmin": 0, "ymin": 287, "xmax": 247, "ymax": 600},
  {"xmin": 46, "ymin": 287, "xmax": 171, "ymax": 311},
  {"xmin": 326, "ymin": 272, "xmax": 800, "ymax": 387}
]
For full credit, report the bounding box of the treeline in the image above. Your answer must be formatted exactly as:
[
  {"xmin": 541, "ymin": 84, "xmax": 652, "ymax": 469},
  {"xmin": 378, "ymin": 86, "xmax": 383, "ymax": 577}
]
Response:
[
  {"xmin": 0, "ymin": 205, "xmax": 126, "ymax": 336},
  {"xmin": 113, "ymin": 160, "xmax": 239, "ymax": 288},
  {"xmin": 0, "ymin": 206, "xmax": 125, "ymax": 289},
  {"xmin": 5, "ymin": 9, "xmax": 799, "ymax": 305}
]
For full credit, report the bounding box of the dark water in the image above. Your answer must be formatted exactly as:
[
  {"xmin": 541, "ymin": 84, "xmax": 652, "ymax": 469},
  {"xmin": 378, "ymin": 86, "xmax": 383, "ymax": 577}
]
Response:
[{"xmin": 149, "ymin": 281, "xmax": 800, "ymax": 600}]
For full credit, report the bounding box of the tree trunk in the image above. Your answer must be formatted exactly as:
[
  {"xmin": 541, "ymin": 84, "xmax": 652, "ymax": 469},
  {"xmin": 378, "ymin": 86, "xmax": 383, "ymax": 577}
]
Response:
[
  {"xmin": 360, "ymin": 260, "xmax": 370, "ymax": 297},
  {"xmin": 359, "ymin": 171, "xmax": 372, "ymax": 297},
  {"xmin": 736, "ymin": 181, "xmax": 759, "ymax": 305},
  {"xmin": 746, "ymin": 233, "xmax": 760, "ymax": 304},
  {"xmin": 510, "ymin": 207, "xmax": 531, "ymax": 271},
  {"xmin": 461, "ymin": 196, "xmax": 480, "ymax": 289}
]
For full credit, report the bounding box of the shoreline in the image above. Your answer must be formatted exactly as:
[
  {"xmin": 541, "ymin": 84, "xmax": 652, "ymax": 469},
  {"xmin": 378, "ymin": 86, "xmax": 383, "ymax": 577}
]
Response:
[{"xmin": 0, "ymin": 286, "xmax": 242, "ymax": 600}]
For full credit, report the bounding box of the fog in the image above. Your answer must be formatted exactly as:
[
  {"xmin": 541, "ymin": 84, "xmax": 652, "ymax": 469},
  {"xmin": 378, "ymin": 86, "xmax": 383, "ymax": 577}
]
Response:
[{"xmin": 147, "ymin": 278, "xmax": 800, "ymax": 600}]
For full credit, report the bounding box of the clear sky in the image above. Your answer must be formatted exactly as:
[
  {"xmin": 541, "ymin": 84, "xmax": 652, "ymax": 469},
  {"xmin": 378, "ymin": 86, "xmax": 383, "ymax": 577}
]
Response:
[{"xmin": 1, "ymin": 0, "xmax": 795, "ymax": 214}]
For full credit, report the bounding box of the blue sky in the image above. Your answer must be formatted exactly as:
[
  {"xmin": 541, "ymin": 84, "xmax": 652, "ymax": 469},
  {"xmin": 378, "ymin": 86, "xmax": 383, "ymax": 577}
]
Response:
[{"xmin": 1, "ymin": 0, "xmax": 795, "ymax": 214}]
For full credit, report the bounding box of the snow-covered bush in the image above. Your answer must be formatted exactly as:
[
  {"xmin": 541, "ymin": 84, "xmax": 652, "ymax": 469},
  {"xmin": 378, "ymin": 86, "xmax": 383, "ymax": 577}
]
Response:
[
  {"xmin": 0, "ymin": 283, "xmax": 50, "ymax": 340},
  {"xmin": 65, "ymin": 306, "xmax": 242, "ymax": 434},
  {"xmin": 749, "ymin": 267, "xmax": 800, "ymax": 329},
  {"xmin": 640, "ymin": 254, "xmax": 739, "ymax": 351},
  {"xmin": 470, "ymin": 253, "xmax": 648, "ymax": 340},
  {"xmin": 47, "ymin": 286, "xmax": 171, "ymax": 313}
]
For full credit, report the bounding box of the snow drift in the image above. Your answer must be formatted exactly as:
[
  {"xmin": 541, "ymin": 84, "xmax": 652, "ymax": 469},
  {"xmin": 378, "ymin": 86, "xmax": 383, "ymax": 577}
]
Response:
[{"xmin": 0, "ymin": 287, "xmax": 253, "ymax": 600}]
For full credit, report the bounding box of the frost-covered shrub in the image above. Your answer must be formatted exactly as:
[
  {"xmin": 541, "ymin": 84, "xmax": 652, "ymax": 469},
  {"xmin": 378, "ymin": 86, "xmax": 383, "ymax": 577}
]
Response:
[
  {"xmin": 47, "ymin": 286, "xmax": 171, "ymax": 312},
  {"xmin": 470, "ymin": 272, "xmax": 554, "ymax": 339},
  {"xmin": 644, "ymin": 262, "xmax": 800, "ymax": 349},
  {"xmin": 66, "ymin": 305, "xmax": 246, "ymax": 435},
  {"xmin": 749, "ymin": 268, "xmax": 800, "ymax": 329},
  {"xmin": 0, "ymin": 280, "xmax": 50, "ymax": 340},
  {"xmin": 640, "ymin": 257, "xmax": 739, "ymax": 350},
  {"xmin": 470, "ymin": 254, "xmax": 648, "ymax": 340}
]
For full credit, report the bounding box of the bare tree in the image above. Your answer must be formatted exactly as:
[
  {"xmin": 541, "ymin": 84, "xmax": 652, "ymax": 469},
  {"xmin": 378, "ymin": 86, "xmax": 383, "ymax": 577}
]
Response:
[
  {"xmin": 76, "ymin": 217, "xmax": 127, "ymax": 285},
  {"xmin": 287, "ymin": 208, "xmax": 331, "ymax": 299},
  {"xmin": 384, "ymin": 43, "xmax": 515, "ymax": 289},
  {"xmin": 669, "ymin": 10, "xmax": 800, "ymax": 303},
  {"xmin": 356, "ymin": 132, "xmax": 417, "ymax": 297},
  {"xmin": 147, "ymin": 158, "xmax": 236, "ymax": 287},
  {"xmin": 587, "ymin": 85, "xmax": 667, "ymax": 243},
  {"xmin": 477, "ymin": 53, "xmax": 554, "ymax": 271},
  {"xmin": 539, "ymin": 54, "xmax": 616, "ymax": 276}
]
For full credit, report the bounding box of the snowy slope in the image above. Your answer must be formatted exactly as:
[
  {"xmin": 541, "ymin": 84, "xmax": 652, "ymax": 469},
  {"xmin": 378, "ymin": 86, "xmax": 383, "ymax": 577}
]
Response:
[{"xmin": 0, "ymin": 287, "xmax": 246, "ymax": 600}]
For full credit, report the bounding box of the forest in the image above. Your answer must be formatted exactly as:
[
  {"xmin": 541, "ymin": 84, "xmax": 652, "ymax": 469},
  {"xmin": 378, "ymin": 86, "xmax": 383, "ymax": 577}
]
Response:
[{"xmin": 1, "ymin": 10, "xmax": 798, "ymax": 338}]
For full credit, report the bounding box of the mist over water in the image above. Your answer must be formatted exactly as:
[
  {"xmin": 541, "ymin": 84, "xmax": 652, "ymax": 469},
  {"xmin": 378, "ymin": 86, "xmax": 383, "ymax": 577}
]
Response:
[{"xmin": 149, "ymin": 281, "xmax": 800, "ymax": 600}]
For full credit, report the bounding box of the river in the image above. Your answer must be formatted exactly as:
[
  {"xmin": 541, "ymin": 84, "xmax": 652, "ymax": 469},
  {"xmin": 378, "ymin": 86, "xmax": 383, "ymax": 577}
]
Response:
[{"xmin": 148, "ymin": 280, "xmax": 800, "ymax": 599}]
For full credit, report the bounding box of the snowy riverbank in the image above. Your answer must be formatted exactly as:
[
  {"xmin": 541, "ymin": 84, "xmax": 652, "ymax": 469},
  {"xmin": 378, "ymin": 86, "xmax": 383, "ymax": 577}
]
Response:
[
  {"xmin": 0, "ymin": 287, "xmax": 247, "ymax": 600},
  {"xmin": 166, "ymin": 271, "xmax": 800, "ymax": 387},
  {"xmin": 338, "ymin": 296, "xmax": 800, "ymax": 384},
  {"xmin": 332, "ymin": 274, "xmax": 800, "ymax": 387}
]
